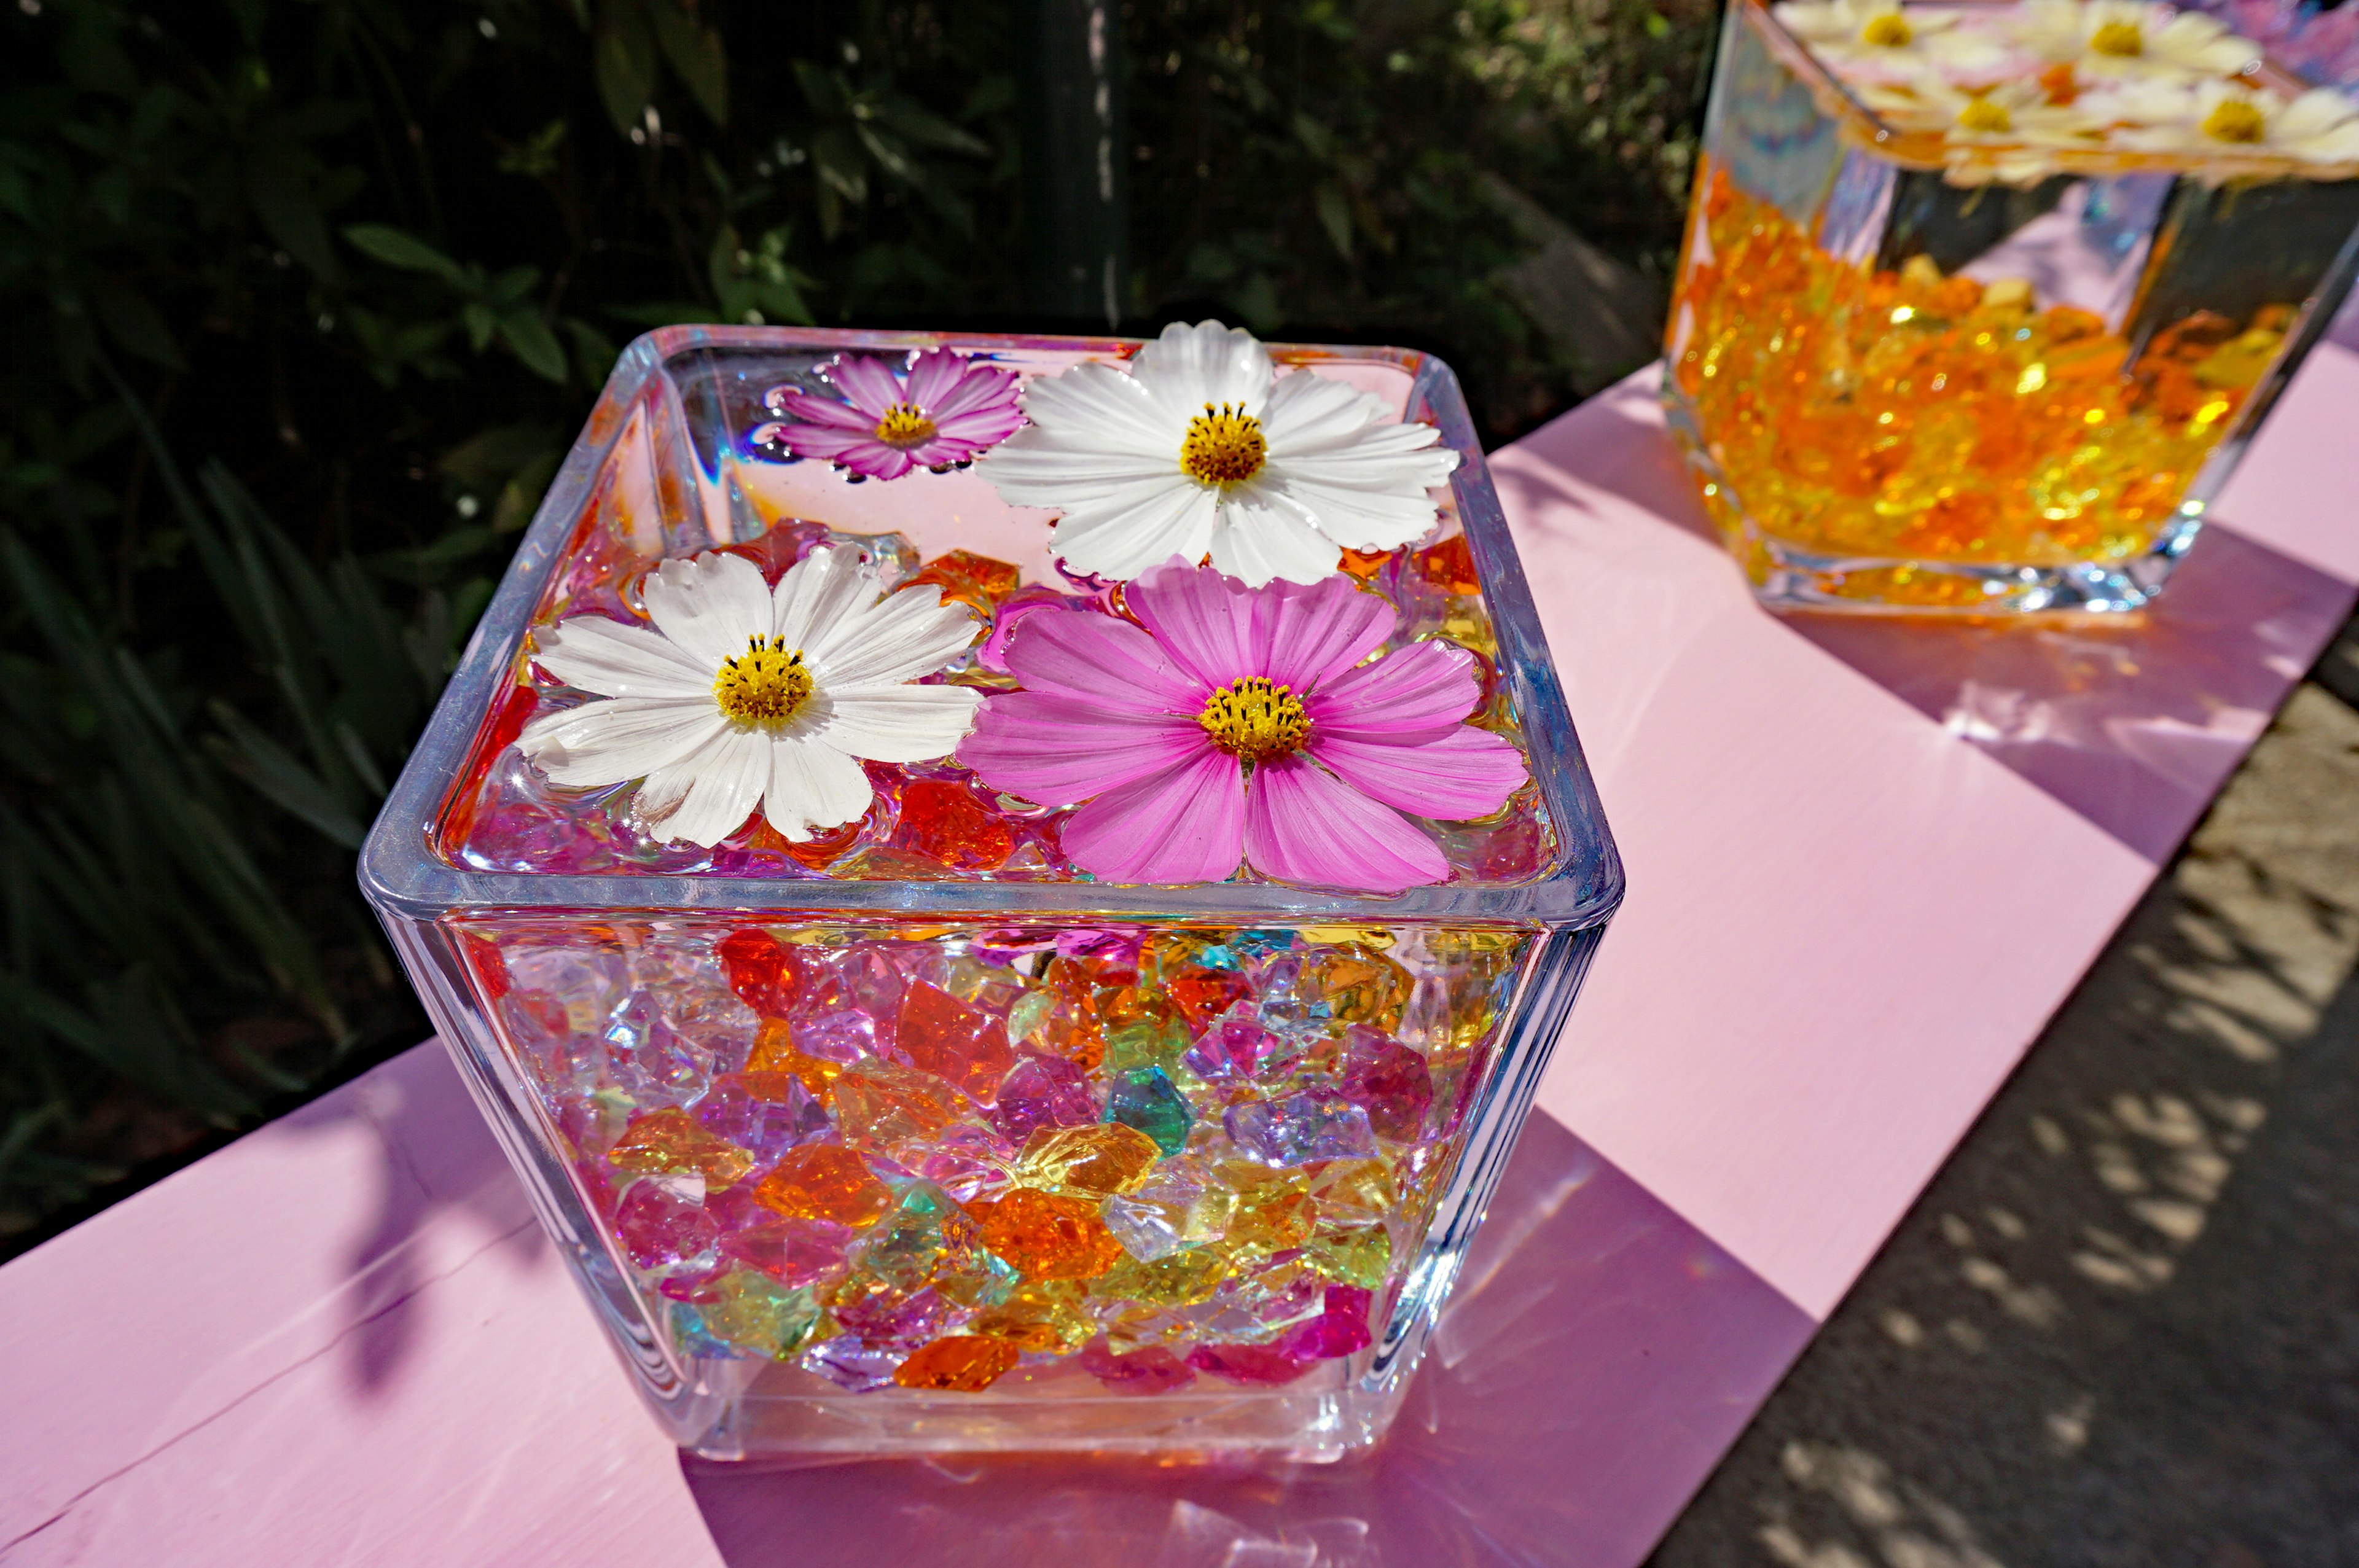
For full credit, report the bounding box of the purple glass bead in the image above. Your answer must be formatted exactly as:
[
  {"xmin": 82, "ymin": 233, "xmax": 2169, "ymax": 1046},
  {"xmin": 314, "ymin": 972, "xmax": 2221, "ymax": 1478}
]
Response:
[
  {"xmin": 1183, "ymin": 1014, "xmax": 1286, "ymax": 1081},
  {"xmin": 799, "ymin": 1338, "xmax": 906, "ymax": 1392},
  {"xmin": 990, "ymin": 1052, "xmax": 1100, "ymax": 1144},
  {"xmin": 1340, "ymin": 1027, "xmax": 1435, "ymax": 1142},
  {"xmin": 614, "ymin": 1179, "xmax": 719, "ymax": 1270},
  {"xmin": 694, "ymin": 1071, "xmax": 832, "ymax": 1158},
  {"xmin": 1223, "ymin": 1091, "xmax": 1376, "ymax": 1166}
]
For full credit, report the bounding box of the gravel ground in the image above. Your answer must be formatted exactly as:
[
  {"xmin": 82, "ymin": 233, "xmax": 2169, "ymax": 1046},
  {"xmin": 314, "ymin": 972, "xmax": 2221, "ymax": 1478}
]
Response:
[{"xmin": 1648, "ymin": 620, "xmax": 2359, "ymax": 1568}]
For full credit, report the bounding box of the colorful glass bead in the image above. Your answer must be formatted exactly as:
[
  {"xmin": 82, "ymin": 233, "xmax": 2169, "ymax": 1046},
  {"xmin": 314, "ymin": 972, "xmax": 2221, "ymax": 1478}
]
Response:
[
  {"xmin": 1186, "ymin": 1342, "xmax": 1309, "ymax": 1387},
  {"xmin": 1004, "ymin": 988, "xmax": 1055, "ymax": 1046},
  {"xmin": 1219, "ymin": 1165, "xmax": 1316, "ymax": 1258},
  {"xmin": 896, "ymin": 779, "xmax": 1017, "ymax": 871},
  {"xmin": 967, "ymin": 1187, "xmax": 1125, "ymax": 1281},
  {"xmin": 1302, "ymin": 1224, "xmax": 1391, "ymax": 1290},
  {"xmin": 906, "ymin": 548, "xmax": 1021, "ymax": 614},
  {"xmin": 1308, "ymin": 1158, "xmax": 1395, "ymax": 1220},
  {"xmin": 1304, "ymin": 945, "xmax": 1412, "ymax": 1031},
  {"xmin": 719, "ymin": 1214, "xmax": 852, "ymax": 1287},
  {"xmin": 864, "ymin": 1179, "xmax": 987, "ymax": 1287},
  {"xmin": 895, "ymin": 981, "xmax": 1016, "ymax": 1103},
  {"xmin": 614, "ymin": 1177, "xmax": 719, "ymax": 1270},
  {"xmin": 1079, "ymin": 1338, "xmax": 1197, "ymax": 1395},
  {"xmin": 1165, "ymin": 964, "xmax": 1251, "ymax": 1032},
  {"xmin": 1095, "ymin": 1247, "xmax": 1232, "ymax": 1308},
  {"xmin": 1278, "ymin": 1285, "xmax": 1375, "ymax": 1361},
  {"xmin": 693, "ymin": 1071, "xmax": 831, "ymax": 1158},
  {"xmin": 753, "ymin": 1144, "xmax": 896, "ymax": 1228},
  {"xmin": 689, "ymin": 1270, "xmax": 821, "ymax": 1359},
  {"xmin": 1182, "ymin": 1015, "xmax": 1291, "ymax": 1081},
  {"xmin": 968, "ymin": 1281, "xmax": 1091, "ymax": 1353},
  {"xmin": 1106, "ymin": 1066, "xmax": 1194, "ymax": 1156},
  {"xmin": 831, "ymin": 1058, "xmax": 963, "ymax": 1155},
  {"xmin": 599, "ymin": 994, "xmax": 713, "ymax": 1104},
  {"xmin": 1012, "ymin": 1121, "xmax": 1161, "ymax": 1199},
  {"xmin": 1415, "ymin": 532, "xmax": 1482, "ymax": 595},
  {"xmin": 1223, "ymin": 1091, "xmax": 1376, "ymax": 1166},
  {"xmin": 716, "ymin": 928, "xmax": 798, "ymax": 1018},
  {"xmin": 1102, "ymin": 1167, "xmax": 1235, "ymax": 1261},
  {"xmin": 893, "ymin": 1334, "xmax": 1022, "ymax": 1392},
  {"xmin": 800, "ymin": 1336, "xmax": 906, "ymax": 1392},
  {"xmin": 827, "ymin": 1272, "xmax": 958, "ymax": 1348},
  {"xmin": 745, "ymin": 1019, "xmax": 847, "ymax": 1104},
  {"xmin": 608, "ymin": 1107, "xmax": 756, "ymax": 1190},
  {"xmin": 1101, "ymin": 1015, "xmax": 1189, "ymax": 1074},
  {"xmin": 989, "ymin": 1053, "xmax": 1100, "ymax": 1145},
  {"xmin": 1340, "ymin": 1028, "xmax": 1434, "ymax": 1142}
]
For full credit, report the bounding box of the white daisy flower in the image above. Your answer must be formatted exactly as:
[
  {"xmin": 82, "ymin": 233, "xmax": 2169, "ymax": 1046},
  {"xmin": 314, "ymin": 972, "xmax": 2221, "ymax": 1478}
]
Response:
[
  {"xmin": 2091, "ymin": 79, "xmax": 2359, "ymax": 166},
  {"xmin": 517, "ymin": 546, "xmax": 982, "ymax": 846},
  {"xmin": 2011, "ymin": 0, "xmax": 2260, "ymax": 79},
  {"xmin": 976, "ymin": 319, "xmax": 1461, "ymax": 587},
  {"xmin": 1773, "ymin": 0, "xmax": 2011, "ymax": 80},
  {"xmin": 1861, "ymin": 74, "xmax": 2103, "ymax": 147}
]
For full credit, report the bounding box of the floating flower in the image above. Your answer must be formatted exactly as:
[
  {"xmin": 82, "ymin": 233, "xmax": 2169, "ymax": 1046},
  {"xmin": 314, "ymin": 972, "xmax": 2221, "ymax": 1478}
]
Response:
[
  {"xmin": 957, "ymin": 558, "xmax": 1526, "ymax": 893},
  {"xmin": 754, "ymin": 348, "xmax": 1024, "ymax": 482},
  {"xmin": 1862, "ymin": 73, "xmax": 2104, "ymax": 145},
  {"xmin": 977, "ymin": 321, "xmax": 1460, "ymax": 588},
  {"xmin": 2089, "ymin": 78, "xmax": 2359, "ymax": 167},
  {"xmin": 1772, "ymin": 0, "xmax": 2011, "ymax": 80},
  {"xmin": 519, "ymin": 547, "xmax": 982, "ymax": 846},
  {"xmin": 2009, "ymin": 0, "xmax": 2259, "ymax": 79}
]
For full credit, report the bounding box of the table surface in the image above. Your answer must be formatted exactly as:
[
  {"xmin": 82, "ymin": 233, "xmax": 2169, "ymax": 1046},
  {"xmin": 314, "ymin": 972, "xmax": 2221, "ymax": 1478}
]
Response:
[{"xmin": 6, "ymin": 328, "xmax": 2357, "ymax": 1567}]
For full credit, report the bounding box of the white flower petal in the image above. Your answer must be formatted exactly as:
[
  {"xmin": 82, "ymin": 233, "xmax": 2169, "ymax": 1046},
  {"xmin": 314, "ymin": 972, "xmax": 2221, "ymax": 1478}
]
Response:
[
  {"xmin": 812, "ymin": 684, "xmax": 984, "ymax": 762},
  {"xmin": 982, "ymin": 431, "xmax": 1194, "ymax": 507},
  {"xmin": 1260, "ymin": 470, "xmax": 1448, "ymax": 552},
  {"xmin": 1129, "ymin": 321, "xmax": 1273, "ymax": 422},
  {"xmin": 764, "ymin": 737, "xmax": 874, "ymax": 840},
  {"xmin": 805, "ymin": 586, "xmax": 981, "ymax": 687},
  {"xmin": 640, "ymin": 552, "xmax": 773, "ymax": 670},
  {"xmin": 532, "ymin": 616, "xmax": 714, "ymax": 699},
  {"xmin": 1049, "ymin": 483, "xmax": 1221, "ymax": 579},
  {"xmin": 1208, "ymin": 493, "xmax": 1344, "ymax": 586},
  {"xmin": 772, "ymin": 544, "xmax": 884, "ymax": 650},
  {"xmin": 1258, "ymin": 369, "xmax": 1396, "ymax": 454},
  {"xmin": 1012, "ymin": 363, "xmax": 1186, "ymax": 457},
  {"xmin": 517, "ymin": 696, "xmax": 722, "ymax": 787},
  {"xmin": 638, "ymin": 725, "xmax": 769, "ymax": 846}
]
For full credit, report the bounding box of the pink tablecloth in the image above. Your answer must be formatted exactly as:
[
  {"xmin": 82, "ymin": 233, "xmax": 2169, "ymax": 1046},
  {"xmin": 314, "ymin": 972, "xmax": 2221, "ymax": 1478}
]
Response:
[{"xmin": 5, "ymin": 340, "xmax": 2355, "ymax": 1567}]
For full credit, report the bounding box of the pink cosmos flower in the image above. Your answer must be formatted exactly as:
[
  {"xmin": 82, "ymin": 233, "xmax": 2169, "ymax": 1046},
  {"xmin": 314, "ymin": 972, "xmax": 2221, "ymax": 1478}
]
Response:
[
  {"xmin": 957, "ymin": 558, "xmax": 1527, "ymax": 892},
  {"xmin": 753, "ymin": 348, "xmax": 1024, "ymax": 482}
]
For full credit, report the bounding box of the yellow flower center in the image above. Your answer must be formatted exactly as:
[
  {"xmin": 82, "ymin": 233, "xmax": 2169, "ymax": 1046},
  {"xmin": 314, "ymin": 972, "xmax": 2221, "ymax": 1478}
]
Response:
[
  {"xmin": 2089, "ymin": 19, "xmax": 2145, "ymax": 55},
  {"xmin": 713, "ymin": 634, "xmax": 814, "ymax": 725},
  {"xmin": 872, "ymin": 402, "xmax": 938, "ymax": 448},
  {"xmin": 1957, "ymin": 96, "xmax": 2013, "ymax": 133},
  {"xmin": 2200, "ymin": 98, "xmax": 2267, "ymax": 142},
  {"xmin": 1197, "ymin": 677, "xmax": 1308, "ymax": 761},
  {"xmin": 1180, "ymin": 404, "xmax": 1267, "ymax": 486},
  {"xmin": 1859, "ymin": 12, "xmax": 1914, "ymax": 47}
]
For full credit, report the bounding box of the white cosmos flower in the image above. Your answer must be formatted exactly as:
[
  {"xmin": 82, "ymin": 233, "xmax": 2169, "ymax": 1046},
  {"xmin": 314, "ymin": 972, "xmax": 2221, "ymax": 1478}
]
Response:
[
  {"xmin": 517, "ymin": 546, "xmax": 982, "ymax": 846},
  {"xmin": 1861, "ymin": 74, "xmax": 2103, "ymax": 146},
  {"xmin": 2089, "ymin": 79, "xmax": 2359, "ymax": 166},
  {"xmin": 976, "ymin": 319, "xmax": 1460, "ymax": 587},
  {"xmin": 1773, "ymin": 0, "xmax": 2010, "ymax": 80},
  {"xmin": 2011, "ymin": 0, "xmax": 2260, "ymax": 79}
]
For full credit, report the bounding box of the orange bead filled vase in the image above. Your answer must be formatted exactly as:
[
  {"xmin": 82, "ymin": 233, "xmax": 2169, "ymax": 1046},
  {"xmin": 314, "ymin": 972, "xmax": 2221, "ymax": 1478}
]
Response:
[{"xmin": 1668, "ymin": 0, "xmax": 2359, "ymax": 614}]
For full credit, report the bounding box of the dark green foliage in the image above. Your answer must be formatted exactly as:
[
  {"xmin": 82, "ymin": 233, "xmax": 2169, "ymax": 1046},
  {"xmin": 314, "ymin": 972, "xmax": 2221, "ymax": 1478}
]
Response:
[{"xmin": 0, "ymin": 0, "xmax": 1712, "ymax": 1239}]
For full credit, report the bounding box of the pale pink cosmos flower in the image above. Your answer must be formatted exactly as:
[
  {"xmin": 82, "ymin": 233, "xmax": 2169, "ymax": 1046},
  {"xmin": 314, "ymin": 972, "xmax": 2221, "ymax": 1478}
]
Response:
[
  {"xmin": 754, "ymin": 348, "xmax": 1024, "ymax": 481},
  {"xmin": 958, "ymin": 558, "xmax": 1527, "ymax": 892}
]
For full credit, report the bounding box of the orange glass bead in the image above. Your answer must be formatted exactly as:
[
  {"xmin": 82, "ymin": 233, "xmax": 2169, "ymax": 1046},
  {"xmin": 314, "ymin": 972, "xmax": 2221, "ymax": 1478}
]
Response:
[
  {"xmin": 1414, "ymin": 534, "xmax": 1481, "ymax": 595},
  {"xmin": 745, "ymin": 1018, "xmax": 845, "ymax": 1104},
  {"xmin": 968, "ymin": 1187, "xmax": 1126, "ymax": 1280},
  {"xmin": 891, "ymin": 1334, "xmax": 1021, "ymax": 1392},
  {"xmin": 716, "ymin": 928, "xmax": 797, "ymax": 1018},
  {"xmin": 1165, "ymin": 964, "xmax": 1251, "ymax": 1033},
  {"xmin": 895, "ymin": 779, "xmax": 1015, "ymax": 871},
  {"xmin": 896, "ymin": 981, "xmax": 1016, "ymax": 1102},
  {"xmin": 1336, "ymin": 546, "xmax": 1390, "ymax": 579},
  {"xmin": 907, "ymin": 550, "xmax": 1022, "ymax": 616},
  {"xmin": 607, "ymin": 1107, "xmax": 755, "ymax": 1190},
  {"xmin": 831, "ymin": 1058, "xmax": 963, "ymax": 1155},
  {"xmin": 784, "ymin": 814, "xmax": 867, "ymax": 869},
  {"xmin": 1012, "ymin": 1121, "xmax": 1162, "ymax": 1199},
  {"xmin": 753, "ymin": 1144, "xmax": 895, "ymax": 1227}
]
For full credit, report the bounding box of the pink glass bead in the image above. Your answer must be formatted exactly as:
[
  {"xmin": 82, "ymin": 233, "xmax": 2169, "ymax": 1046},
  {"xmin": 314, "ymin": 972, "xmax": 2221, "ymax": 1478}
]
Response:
[
  {"xmin": 614, "ymin": 1179, "xmax": 719, "ymax": 1270},
  {"xmin": 791, "ymin": 1007, "xmax": 875, "ymax": 1064},
  {"xmin": 693, "ymin": 1071, "xmax": 831, "ymax": 1157},
  {"xmin": 1223, "ymin": 1091, "xmax": 1376, "ymax": 1166},
  {"xmin": 989, "ymin": 1053, "xmax": 1100, "ymax": 1144},
  {"xmin": 1079, "ymin": 1338, "xmax": 1198, "ymax": 1395},
  {"xmin": 1182, "ymin": 1014, "xmax": 1287, "ymax": 1081},
  {"xmin": 829, "ymin": 1279, "xmax": 956, "ymax": 1348},
  {"xmin": 1277, "ymin": 1285, "xmax": 1375, "ymax": 1361},
  {"xmin": 1340, "ymin": 1028, "xmax": 1435, "ymax": 1142},
  {"xmin": 1186, "ymin": 1343, "xmax": 1310, "ymax": 1387},
  {"xmin": 719, "ymin": 1215, "xmax": 852, "ymax": 1287}
]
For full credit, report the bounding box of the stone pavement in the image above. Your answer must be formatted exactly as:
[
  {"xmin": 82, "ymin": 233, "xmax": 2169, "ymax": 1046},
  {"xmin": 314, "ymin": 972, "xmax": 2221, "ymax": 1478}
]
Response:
[{"xmin": 1649, "ymin": 618, "xmax": 2359, "ymax": 1568}]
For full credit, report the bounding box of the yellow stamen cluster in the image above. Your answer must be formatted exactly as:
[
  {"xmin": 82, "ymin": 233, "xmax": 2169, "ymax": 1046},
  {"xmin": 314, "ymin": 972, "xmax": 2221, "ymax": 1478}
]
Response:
[
  {"xmin": 2200, "ymin": 99, "xmax": 2267, "ymax": 143},
  {"xmin": 714, "ymin": 634, "xmax": 813, "ymax": 725},
  {"xmin": 872, "ymin": 402, "xmax": 938, "ymax": 448},
  {"xmin": 1197, "ymin": 677, "xmax": 1308, "ymax": 762},
  {"xmin": 2088, "ymin": 19, "xmax": 2145, "ymax": 55},
  {"xmin": 1957, "ymin": 96, "xmax": 2013, "ymax": 134},
  {"xmin": 1180, "ymin": 404, "xmax": 1267, "ymax": 486},
  {"xmin": 1859, "ymin": 12, "xmax": 1914, "ymax": 47}
]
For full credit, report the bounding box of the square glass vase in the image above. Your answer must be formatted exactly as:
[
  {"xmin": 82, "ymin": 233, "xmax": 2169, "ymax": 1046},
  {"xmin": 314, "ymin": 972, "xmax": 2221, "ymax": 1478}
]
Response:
[
  {"xmin": 1667, "ymin": 0, "xmax": 2359, "ymax": 617},
  {"xmin": 359, "ymin": 325, "xmax": 1622, "ymax": 1463}
]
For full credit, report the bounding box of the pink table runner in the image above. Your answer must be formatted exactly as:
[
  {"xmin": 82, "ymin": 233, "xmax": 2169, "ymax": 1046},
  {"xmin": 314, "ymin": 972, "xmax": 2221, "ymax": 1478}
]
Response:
[{"xmin": 6, "ymin": 338, "xmax": 2355, "ymax": 1567}]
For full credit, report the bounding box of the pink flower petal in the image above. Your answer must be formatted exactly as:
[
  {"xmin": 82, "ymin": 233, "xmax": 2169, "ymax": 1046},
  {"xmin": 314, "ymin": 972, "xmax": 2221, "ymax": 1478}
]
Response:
[
  {"xmin": 902, "ymin": 346, "xmax": 968, "ymax": 409},
  {"xmin": 1307, "ymin": 725, "xmax": 1527, "ymax": 820},
  {"xmin": 931, "ymin": 405, "xmax": 1027, "ymax": 443},
  {"xmin": 1060, "ymin": 747, "xmax": 1245, "ymax": 885},
  {"xmin": 772, "ymin": 424, "xmax": 871, "ymax": 460},
  {"xmin": 773, "ymin": 391, "xmax": 876, "ymax": 432},
  {"xmin": 1127, "ymin": 560, "xmax": 1260, "ymax": 689},
  {"xmin": 960, "ymin": 693, "xmax": 1209, "ymax": 805},
  {"xmin": 1003, "ymin": 607, "xmax": 1204, "ymax": 712},
  {"xmin": 1242, "ymin": 755, "xmax": 1447, "ymax": 892},
  {"xmin": 826, "ymin": 354, "xmax": 905, "ymax": 416},
  {"xmin": 1304, "ymin": 639, "xmax": 1482, "ymax": 741},
  {"xmin": 832, "ymin": 442, "xmax": 918, "ymax": 481},
  {"xmin": 929, "ymin": 364, "xmax": 1020, "ymax": 422},
  {"xmin": 1256, "ymin": 574, "xmax": 1396, "ymax": 694}
]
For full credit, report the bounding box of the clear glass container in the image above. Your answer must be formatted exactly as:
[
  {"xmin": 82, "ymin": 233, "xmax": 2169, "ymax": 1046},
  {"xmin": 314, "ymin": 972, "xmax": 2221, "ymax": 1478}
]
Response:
[
  {"xmin": 359, "ymin": 326, "xmax": 1622, "ymax": 1462},
  {"xmin": 1667, "ymin": 0, "xmax": 2359, "ymax": 615}
]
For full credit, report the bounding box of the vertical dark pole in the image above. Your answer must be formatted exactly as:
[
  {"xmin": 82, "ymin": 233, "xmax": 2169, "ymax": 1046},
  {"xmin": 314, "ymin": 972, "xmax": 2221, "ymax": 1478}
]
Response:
[{"xmin": 1014, "ymin": 0, "xmax": 1128, "ymax": 329}]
